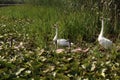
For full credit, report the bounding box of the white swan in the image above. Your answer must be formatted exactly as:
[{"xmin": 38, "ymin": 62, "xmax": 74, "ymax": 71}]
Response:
[
  {"xmin": 98, "ymin": 18, "xmax": 112, "ymax": 49},
  {"xmin": 53, "ymin": 24, "xmax": 73, "ymax": 49}
]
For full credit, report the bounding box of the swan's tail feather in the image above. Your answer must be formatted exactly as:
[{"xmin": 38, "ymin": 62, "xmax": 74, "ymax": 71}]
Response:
[{"xmin": 71, "ymin": 42, "xmax": 74, "ymax": 46}]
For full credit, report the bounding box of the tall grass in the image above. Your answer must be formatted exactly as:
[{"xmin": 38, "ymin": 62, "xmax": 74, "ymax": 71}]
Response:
[{"xmin": 0, "ymin": 4, "xmax": 119, "ymax": 48}]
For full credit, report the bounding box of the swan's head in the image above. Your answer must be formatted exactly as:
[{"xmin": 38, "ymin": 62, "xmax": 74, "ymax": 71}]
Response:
[
  {"xmin": 100, "ymin": 17, "xmax": 110, "ymax": 21},
  {"xmin": 53, "ymin": 24, "xmax": 58, "ymax": 29},
  {"xmin": 100, "ymin": 17, "xmax": 103, "ymax": 20}
]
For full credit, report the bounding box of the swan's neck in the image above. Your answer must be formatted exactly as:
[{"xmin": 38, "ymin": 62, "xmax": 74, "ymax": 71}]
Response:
[
  {"xmin": 99, "ymin": 19, "xmax": 104, "ymax": 37},
  {"xmin": 53, "ymin": 27, "xmax": 58, "ymax": 41}
]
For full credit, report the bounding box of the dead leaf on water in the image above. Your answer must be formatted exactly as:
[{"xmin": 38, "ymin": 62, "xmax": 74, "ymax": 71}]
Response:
[
  {"xmin": 55, "ymin": 49, "xmax": 65, "ymax": 53},
  {"xmin": 82, "ymin": 48, "xmax": 90, "ymax": 53},
  {"xmin": 71, "ymin": 47, "xmax": 89, "ymax": 53},
  {"xmin": 71, "ymin": 47, "xmax": 82, "ymax": 53}
]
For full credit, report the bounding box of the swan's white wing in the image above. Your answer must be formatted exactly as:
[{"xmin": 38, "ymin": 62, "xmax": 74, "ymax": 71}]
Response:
[
  {"xmin": 99, "ymin": 37, "xmax": 112, "ymax": 49},
  {"xmin": 57, "ymin": 39, "xmax": 70, "ymax": 47}
]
